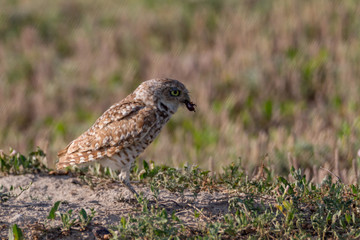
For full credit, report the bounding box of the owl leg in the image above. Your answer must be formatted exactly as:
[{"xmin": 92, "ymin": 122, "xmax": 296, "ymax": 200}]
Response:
[
  {"xmin": 119, "ymin": 169, "xmax": 139, "ymax": 196},
  {"xmin": 122, "ymin": 179, "xmax": 139, "ymax": 197}
]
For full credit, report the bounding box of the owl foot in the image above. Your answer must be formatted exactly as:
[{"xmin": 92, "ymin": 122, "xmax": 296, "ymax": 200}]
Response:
[{"xmin": 122, "ymin": 179, "xmax": 139, "ymax": 197}]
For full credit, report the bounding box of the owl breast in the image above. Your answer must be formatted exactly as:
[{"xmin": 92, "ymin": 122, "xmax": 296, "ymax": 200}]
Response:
[{"xmin": 99, "ymin": 110, "xmax": 171, "ymax": 171}]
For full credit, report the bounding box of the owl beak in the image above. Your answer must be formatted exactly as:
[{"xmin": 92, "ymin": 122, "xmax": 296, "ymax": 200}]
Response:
[{"xmin": 183, "ymin": 99, "xmax": 196, "ymax": 112}]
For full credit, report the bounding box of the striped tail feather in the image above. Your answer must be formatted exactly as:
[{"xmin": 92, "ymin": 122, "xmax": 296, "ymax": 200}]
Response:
[{"xmin": 56, "ymin": 146, "xmax": 120, "ymax": 169}]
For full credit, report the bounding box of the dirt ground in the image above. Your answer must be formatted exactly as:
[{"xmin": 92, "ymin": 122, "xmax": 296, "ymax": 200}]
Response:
[{"xmin": 0, "ymin": 173, "xmax": 240, "ymax": 239}]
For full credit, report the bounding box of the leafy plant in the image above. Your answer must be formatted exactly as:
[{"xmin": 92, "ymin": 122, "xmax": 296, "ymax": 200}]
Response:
[
  {"xmin": 0, "ymin": 148, "xmax": 48, "ymax": 175},
  {"xmin": 47, "ymin": 201, "xmax": 96, "ymax": 232},
  {"xmin": 8, "ymin": 224, "xmax": 24, "ymax": 240},
  {"xmin": 220, "ymin": 159, "xmax": 244, "ymax": 188},
  {"xmin": 0, "ymin": 183, "xmax": 32, "ymax": 203},
  {"xmin": 47, "ymin": 200, "xmax": 61, "ymax": 220},
  {"xmin": 144, "ymin": 161, "xmax": 215, "ymax": 198},
  {"xmin": 57, "ymin": 209, "xmax": 77, "ymax": 232},
  {"xmin": 110, "ymin": 195, "xmax": 183, "ymax": 239},
  {"xmin": 78, "ymin": 208, "xmax": 96, "ymax": 230}
]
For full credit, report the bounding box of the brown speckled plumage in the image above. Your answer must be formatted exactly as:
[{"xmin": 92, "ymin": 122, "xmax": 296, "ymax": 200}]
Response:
[{"xmin": 57, "ymin": 78, "xmax": 195, "ymax": 195}]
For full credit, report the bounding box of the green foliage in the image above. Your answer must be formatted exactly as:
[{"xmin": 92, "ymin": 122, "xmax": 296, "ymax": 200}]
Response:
[
  {"xmin": 78, "ymin": 208, "xmax": 96, "ymax": 230},
  {"xmin": 139, "ymin": 161, "xmax": 214, "ymax": 197},
  {"xmin": 2, "ymin": 148, "xmax": 360, "ymax": 238},
  {"xmin": 110, "ymin": 194, "xmax": 184, "ymax": 239},
  {"xmin": 139, "ymin": 160, "xmax": 161, "ymax": 180},
  {"xmin": 0, "ymin": 148, "xmax": 48, "ymax": 175},
  {"xmin": 47, "ymin": 200, "xmax": 61, "ymax": 220},
  {"xmin": 0, "ymin": 183, "xmax": 32, "ymax": 203},
  {"xmin": 8, "ymin": 224, "xmax": 24, "ymax": 240},
  {"xmin": 116, "ymin": 160, "xmax": 360, "ymax": 238},
  {"xmin": 220, "ymin": 159, "xmax": 244, "ymax": 188},
  {"xmin": 57, "ymin": 209, "xmax": 77, "ymax": 232},
  {"xmin": 47, "ymin": 201, "xmax": 96, "ymax": 232}
]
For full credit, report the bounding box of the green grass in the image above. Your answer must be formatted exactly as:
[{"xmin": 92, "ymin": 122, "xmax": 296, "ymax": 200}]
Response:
[
  {"xmin": 115, "ymin": 162, "xmax": 360, "ymax": 239},
  {"xmin": 134, "ymin": 166, "xmax": 360, "ymax": 239},
  {"xmin": 110, "ymin": 196, "xmax": 183, "ymax": 239},
  {"xmin": 3, "ymin": 149, "xmax": 360, "ymax": 239}
]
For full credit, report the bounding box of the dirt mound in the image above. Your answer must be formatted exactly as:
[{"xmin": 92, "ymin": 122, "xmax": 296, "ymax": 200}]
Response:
[{"xmin": 0, "ymin": 174, "xmax": 235, "ymax": 239}]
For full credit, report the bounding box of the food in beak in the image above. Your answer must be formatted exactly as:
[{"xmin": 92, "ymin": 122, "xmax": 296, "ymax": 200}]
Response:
[{"xmin": 184, "ymin": 100, "xmax": 196, "ymax": 112}]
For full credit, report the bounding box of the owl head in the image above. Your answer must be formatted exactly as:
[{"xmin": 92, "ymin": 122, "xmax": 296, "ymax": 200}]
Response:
[{"xmin": 135, "ymin": 78, "xmax": 196, "ymax": 114}]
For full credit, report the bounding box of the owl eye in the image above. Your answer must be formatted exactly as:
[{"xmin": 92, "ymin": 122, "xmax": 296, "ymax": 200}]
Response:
[{"xmin": 170, "ymin": 89, "xmax": 180, "ymax": 96}]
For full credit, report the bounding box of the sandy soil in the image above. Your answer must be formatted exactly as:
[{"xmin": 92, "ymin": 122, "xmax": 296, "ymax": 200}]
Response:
[{"xmin": 0, "ymin": 173, "xmax": 237, "ymax": 239}]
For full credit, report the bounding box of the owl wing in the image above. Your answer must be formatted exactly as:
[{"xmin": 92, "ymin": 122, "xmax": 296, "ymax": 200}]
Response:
[{"xmin": 57, "ymin": 100, "xmax": 157, "ymax": 169}]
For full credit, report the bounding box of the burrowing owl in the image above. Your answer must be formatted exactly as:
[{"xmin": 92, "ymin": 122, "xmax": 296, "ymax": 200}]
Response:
[{"xmin": 57, "ymin": 78, "xmax": 196, "ymax": 195}]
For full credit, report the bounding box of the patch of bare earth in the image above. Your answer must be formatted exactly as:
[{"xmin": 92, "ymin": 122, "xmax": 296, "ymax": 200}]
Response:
[{"xmin": 0, "ymin": 173, "xmax": 277, "ymax": 239}]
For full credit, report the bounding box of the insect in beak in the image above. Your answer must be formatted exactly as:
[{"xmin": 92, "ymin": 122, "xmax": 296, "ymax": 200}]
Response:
[{"xmin": 184, "ymin": 100, "xmax": 196, "ymax": 112}]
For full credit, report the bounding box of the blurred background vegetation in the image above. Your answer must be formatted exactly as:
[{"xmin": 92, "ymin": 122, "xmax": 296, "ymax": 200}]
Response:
[{"xmin": 1, "ymin": 0, "xmax": 360, "ymax": 183}]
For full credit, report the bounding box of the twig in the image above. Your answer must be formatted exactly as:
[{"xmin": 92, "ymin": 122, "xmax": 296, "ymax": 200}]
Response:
[{"xmin": 319, "ymin": 167, "xmax": 342, "ymax": 182}]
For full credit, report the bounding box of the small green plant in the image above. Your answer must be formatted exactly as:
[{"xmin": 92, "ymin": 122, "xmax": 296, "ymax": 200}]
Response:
[
  {"xmin": 220, "ymin": 159, "xmax": 245, "ymax": 188},
  {"xmin": 110, "ymin": 197, "xmax": 183, "ymax": 239},
  {"xmin": 0, "ymin": 183, "xmax": 32, "ymax": 203},
  {"xmin": 138, "ymin": 160, "xmax": 161, "ymax": 180},
  {"xmin": 8, "ymin": 224, "xmax": 24, "ymax": 240},
  {"xmin": 147, "ymin": 161, "xmax": 215, "ymax": 198},
  {"xmin": 0, "ymin": 148, "xmax": 48, "ymax": 175},
  {"xmin": 57, "ymin": 209, "xmax": 77, "ymax": 232},
  {"xmin": 47, "ymin": 201, "xmax": 96, "ymax": 232},
  {"xmin": 78, "ymin": 208, "xmax": 96, "ymax": 230},
  {"xmin": 88, "ymin": 163, "xmax": 119, "ymax": 180}
]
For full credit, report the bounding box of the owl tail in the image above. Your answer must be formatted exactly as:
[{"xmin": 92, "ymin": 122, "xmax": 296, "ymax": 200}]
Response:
[
  {"xmin": 56, "ymin": 146, "xmax": 119, "ymax": 170},
  {"xmin": 56, "ymin": 145, "xmax": 72, "ymax": 169}
]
